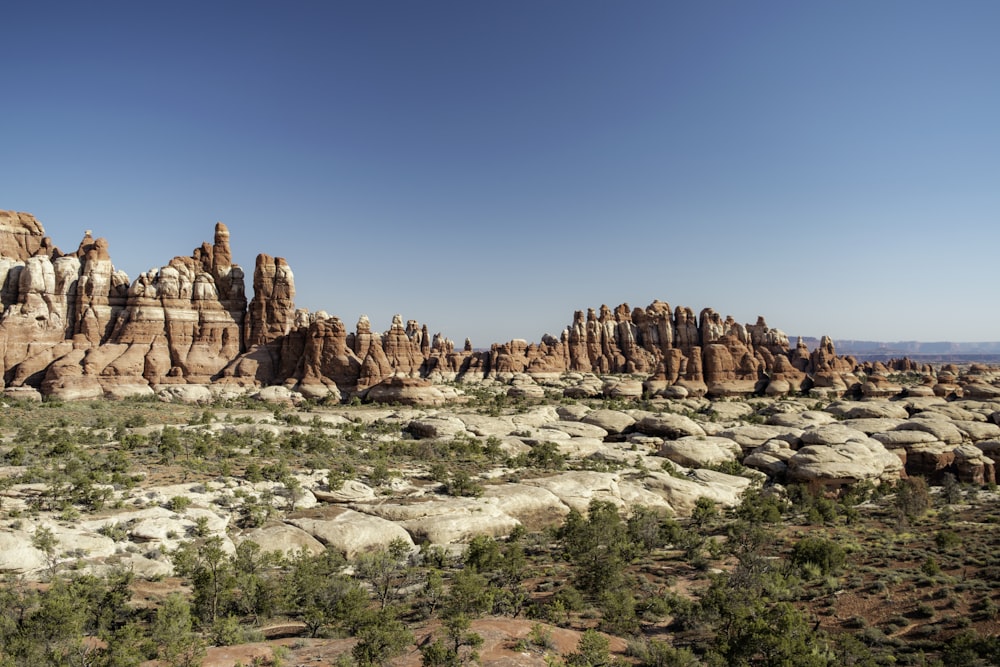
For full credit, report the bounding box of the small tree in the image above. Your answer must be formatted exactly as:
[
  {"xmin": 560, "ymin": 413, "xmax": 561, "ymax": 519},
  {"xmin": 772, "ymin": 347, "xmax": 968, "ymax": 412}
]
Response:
[
  {"xmin": 280, "ymin": 473, "xmax": 305, "ymax": 512},
  {"xmin": 691, "ymin": 497, "xmax": 719, "ymax": 529},
  {"xmin": 32, "ymin": 526, "xmax": 59, "ymax": 579},
  {"xmin": 172, "ymin": 536, "xmax": 236, "ymax": 624},
  {"xmin": 352, "ymin": 611, "xmax": 413, "ymax": 666},
  {"xmin": 445, "ymin": 568, "xmax": 495, "ymax": 618},
  {"xmin": 464, "ymin": 535, "xmax": 502, "ymax": 573},
  {"xmin": 941, "ymin": 472, "xmax": 962, "ymax": 504},
  {"xmin": 152, "ymin": 593, "xmax": 205, "ymax": 667},
  {"xmin": 355, "ymin": 538, "xmax": 414, "ymax": 610},
  {"xmin": 894, "ymin": 476, "xmax": 931, "ymax": 526},
  {"xmin": 559, "ymin": 500, "xmax": 637, "ymax": 596},
  {"xmin": 567, "ymin": 629, "xmax": 611, "ymax": 666},
  {"xmin": 420, "ymin": 613, "xmax": 483, "ymax": 666},
  {"xmin": 735, "ymin": 487, "xmax": 785, "ymax": 525},
  {"xmin": 289, "ymin": 549, "xmax": 367, "ymax": 637}
]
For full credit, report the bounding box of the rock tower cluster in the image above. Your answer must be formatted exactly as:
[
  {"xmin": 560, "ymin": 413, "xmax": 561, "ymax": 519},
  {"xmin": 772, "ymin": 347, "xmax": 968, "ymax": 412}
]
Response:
[{"xmin": 0, "ymin": 210, "xmax": 910, "ymax": 402}]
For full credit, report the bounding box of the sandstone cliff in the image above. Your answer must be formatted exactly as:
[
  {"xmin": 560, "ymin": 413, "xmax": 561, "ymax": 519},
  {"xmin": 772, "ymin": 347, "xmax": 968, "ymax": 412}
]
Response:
[
  {"xmin": 0, "ymin": 212, "xmax": 249, "ymax": 399},
  {"xmin": 0, "ymin": 209, "xmax": 959, "ymax": 402}
]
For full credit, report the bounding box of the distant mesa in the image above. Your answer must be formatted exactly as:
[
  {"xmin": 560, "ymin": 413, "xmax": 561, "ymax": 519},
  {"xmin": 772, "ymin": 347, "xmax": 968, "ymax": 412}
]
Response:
[{"xmin": 0, "ymin": 209, "xmax": 980, "ymax": 404}]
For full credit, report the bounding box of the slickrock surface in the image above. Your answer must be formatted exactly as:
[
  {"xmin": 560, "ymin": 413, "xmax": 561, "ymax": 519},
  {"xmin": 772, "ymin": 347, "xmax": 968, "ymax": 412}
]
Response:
[{"xmin": 2, "ymin": 390, "xmax": 999, "ymax": 580}]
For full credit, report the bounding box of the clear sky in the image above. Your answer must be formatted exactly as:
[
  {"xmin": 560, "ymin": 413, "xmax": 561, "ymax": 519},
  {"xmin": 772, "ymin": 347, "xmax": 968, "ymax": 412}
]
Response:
[{"xmin": 3, "ymin": 1, "xmax": 999, "ymax": 346}]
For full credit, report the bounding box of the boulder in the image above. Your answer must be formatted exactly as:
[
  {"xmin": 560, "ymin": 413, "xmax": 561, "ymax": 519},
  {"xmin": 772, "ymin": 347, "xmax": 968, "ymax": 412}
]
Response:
[
  {"xmin": 313, "ymin": 480, "xmax": 377, "ymax": 503},
  {"xmin": 507, "ymin": 381, "xmax": 546, "ymax": 400},
  {"xmin": 787, "ymin": 439, "xmax": 903, "ymax": 486},
  {"xmin": 157, "ymin": 385, "xmax": 214, "ymax": 404},
  {"xmin": 800, "ymin": 423, "xmax": 875, "ymax": 446},
  {"xmin": 456, "ymin": 414, "xmax": 519, "ymax": 437},
  {"xmin": 555, "ymin": 437, "xmax": 608, "ymax": 458},
  {"xmin": 716, "ymin": 424, "xmax": 795, "ymax": 449},
  {"xmin": 657, "ymin": 436, "xmax": 742, "ymax": 468},
  {"xmin": 843, "ymin": 401, "xmax": 910, "ymax": 420},
  {"xmin": 766, "ymin": 411, "xmax": 837, "ymax": 429},
  {"xmin": 403, "ymin": 509, "xmax": 520, "ymax": 545},
  {"xmin": 556, "ymin": 404, "xmax": 592, "ymax": 421},
  {"xmin": 973, "ymin": 439, "xmax": 1000, "ymax": 456},
  {"xmin": 239, "ymin": 524, "xmax": 326, "ymax": 557},
  {"xmin": 896, "ymin": 417, "xmax": 965, "ymax": 444},
  {"xmin": 0, "ymin": 530, "xmax": 47, "ymax": 574},
  {"xmin": 119, "ymin": 554, "xmax": 174, "ymax": 579},
  {"xmin": 407, "ymin": 416, "xmax": 470, "ymax": 439},
  {"xmin": 635, "ymin": 414, "xmax": 706, "ymax": 439},
  {"xmin": 365, "ymin": 377, "xmax": 453, "ymax": 406},
  {"xmin": 522, "ymin": 471, "xmax": 623, "ymax": 513},
  {"xmin": 254, "ymin": 385, "xmax": 303, "ymax": 405},
  {"xmin": 961, "ymin": 383, "xmax": 1000, "ymax": 400},
  {"xmin": 918, "ymin": 403, "xmax": 982, "ymax": 422},
  {"xmin": 743, "ymin": 440, "xmax": 795, "ymax": 476},
  {"xmin": 581, "ymin": 409, "xmax": 636, "ymax": 434},
  {"xmin": 953, "ymin": 444, "xmax": 996, "ymax": 485},
  {"xmin": 872, "ymin": 429, "xmax": 938, "ymax": 447},
  {"xmin": 523, "ymin": 471, "xmax": 670, "ymax": 514},
  {"xmin": 641, "ymin": 469, "xmax": 752, "ymax": 514},
  {"xmin": 540, "ymin": 421, "xmax": 609, "ymax": 439},
  {"xmin": 480, "ymin": 484, "xmax": 571, "ymax": 528},
  {"xmin": 905, "ymin": 442, "xmax": 959, "ymax": 480},
  {"xmin": 840, "ymin": 418, "xmax": 906, "ymax": 435},
  {"xmin": 953, "ymin": 420, "xmax": 1000, "ymax": 442},
  {"xmin": 705, "ymin": 401, "xmax": 756, "ymax": 421},
  {"xmin": 563, "ymin": 375, "xmax": 605, "ymax": 398},
  {"xmin": 289, "ymin": 508, "xmax": 414, "ymax": 558},
  {"xmin": 602, "ymin": 378, "xmax": 644, "ymax": 398}
]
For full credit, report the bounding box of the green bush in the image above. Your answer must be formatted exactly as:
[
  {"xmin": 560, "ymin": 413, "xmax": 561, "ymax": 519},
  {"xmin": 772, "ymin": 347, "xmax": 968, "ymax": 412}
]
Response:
[
  {"xmin": 935, "ymin": 529, "xmax": 962, "ymax": 551},
  {"xmin": 790, "ymin": 536, "xmax": 846, "ymax": 576},
  {"xmin": 166, "ymin": 496, "xmax": 192, "ymax": 513}
]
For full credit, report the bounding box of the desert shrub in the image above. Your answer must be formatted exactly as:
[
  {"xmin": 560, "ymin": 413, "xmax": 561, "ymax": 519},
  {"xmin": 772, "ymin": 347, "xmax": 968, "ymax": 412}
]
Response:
[
  {"xmin": 921, "ymin": 556, "xmax": 941, "ymax": 576},
  {"xmin": 978, "ymin": 596, "xmax": 998, "ymax": 621},
  {"xmin": 627, "ymin": 638, "xmax": 701, "ymax": 667},
  {"xmin": 528, "ymin": 622, "xmax": 555, "ymax": 650},
  {"xmin": 790, "ymin": 536, "xmax": 846, "ymax": 576},
  {"xmin": 735, "ymin": 487, "xmax": 785, "ymax": 525},
  {"xmin": 599, "ymin": 588, "xmax": 639, "ymax": 635},
  {"xmin": 627, "ymin": 505, "xmax": 681, "ymax": 550},
  {"xmin": 368, "ymin": 461, "xmax": 391, "ymax": 486},
  {"xmin": 443, "ymin": 470, "xmax": 483, "ymax": 497},
  {"xmin": 97, "ymin": 523, "xmax": 129, "ymax": 541},
  {"xmin": 166, "ymin": 496, "xmax": 192, "ymax": 513},
  {"xmin": 566, "ymin": 629, "xmax": 611, "ymax": 666},
  {"xmin": 935, "ymin": 529, "xmax": 962, "ymax": 551},
  {"xmin": 522, "ymin": 441, "xmax": 566, "ymax": 470},
  {"xmin": 893, "ymin": 476, "xmax": 931, "ymax": 523},
  {"xmin": 690, "ymin": 497, "xmax": 718, "ymax": 529},
  {"xmin": 352, "ymin": 612, "xmax": 413, "ymax": 666}
]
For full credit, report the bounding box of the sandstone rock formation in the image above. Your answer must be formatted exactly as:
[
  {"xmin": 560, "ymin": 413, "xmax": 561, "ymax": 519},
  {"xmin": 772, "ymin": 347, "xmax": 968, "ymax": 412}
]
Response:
[
  {"xmin": 5, "ymin": 209, "xmax": 999, "ymax": 406},
  {"xmin": 0, "ymin": 213, "xmax": 249, "ymax": 399}
]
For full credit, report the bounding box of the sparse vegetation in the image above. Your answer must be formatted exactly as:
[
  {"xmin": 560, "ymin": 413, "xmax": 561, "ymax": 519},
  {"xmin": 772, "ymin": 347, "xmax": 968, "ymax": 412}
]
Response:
[{"xmin": 0, "ymin": 395, "xmax": 998, "ymax": 666}]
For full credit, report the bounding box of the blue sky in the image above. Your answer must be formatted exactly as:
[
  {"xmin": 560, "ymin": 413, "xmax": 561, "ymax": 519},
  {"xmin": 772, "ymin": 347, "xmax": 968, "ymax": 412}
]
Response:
[{"xmin": 3, "ymin": 1, "xmax": 999, "ymax": 345}]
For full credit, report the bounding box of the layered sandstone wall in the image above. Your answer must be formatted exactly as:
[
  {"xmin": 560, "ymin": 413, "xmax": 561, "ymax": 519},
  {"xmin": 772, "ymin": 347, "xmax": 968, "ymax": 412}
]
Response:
[
  {"xmin": 0, "ymin": 212, "xmax": 250, "ymax": 398},
  {"xmin": 0, "ymin": 209, "xmax": 947, "ymax": 402}
]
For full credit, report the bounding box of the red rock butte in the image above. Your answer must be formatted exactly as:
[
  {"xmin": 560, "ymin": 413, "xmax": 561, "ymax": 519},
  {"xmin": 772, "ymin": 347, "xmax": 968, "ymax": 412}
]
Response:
[{"xmin": 0, "ymin": 210, "xmax": 936, "ymax": 403}]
